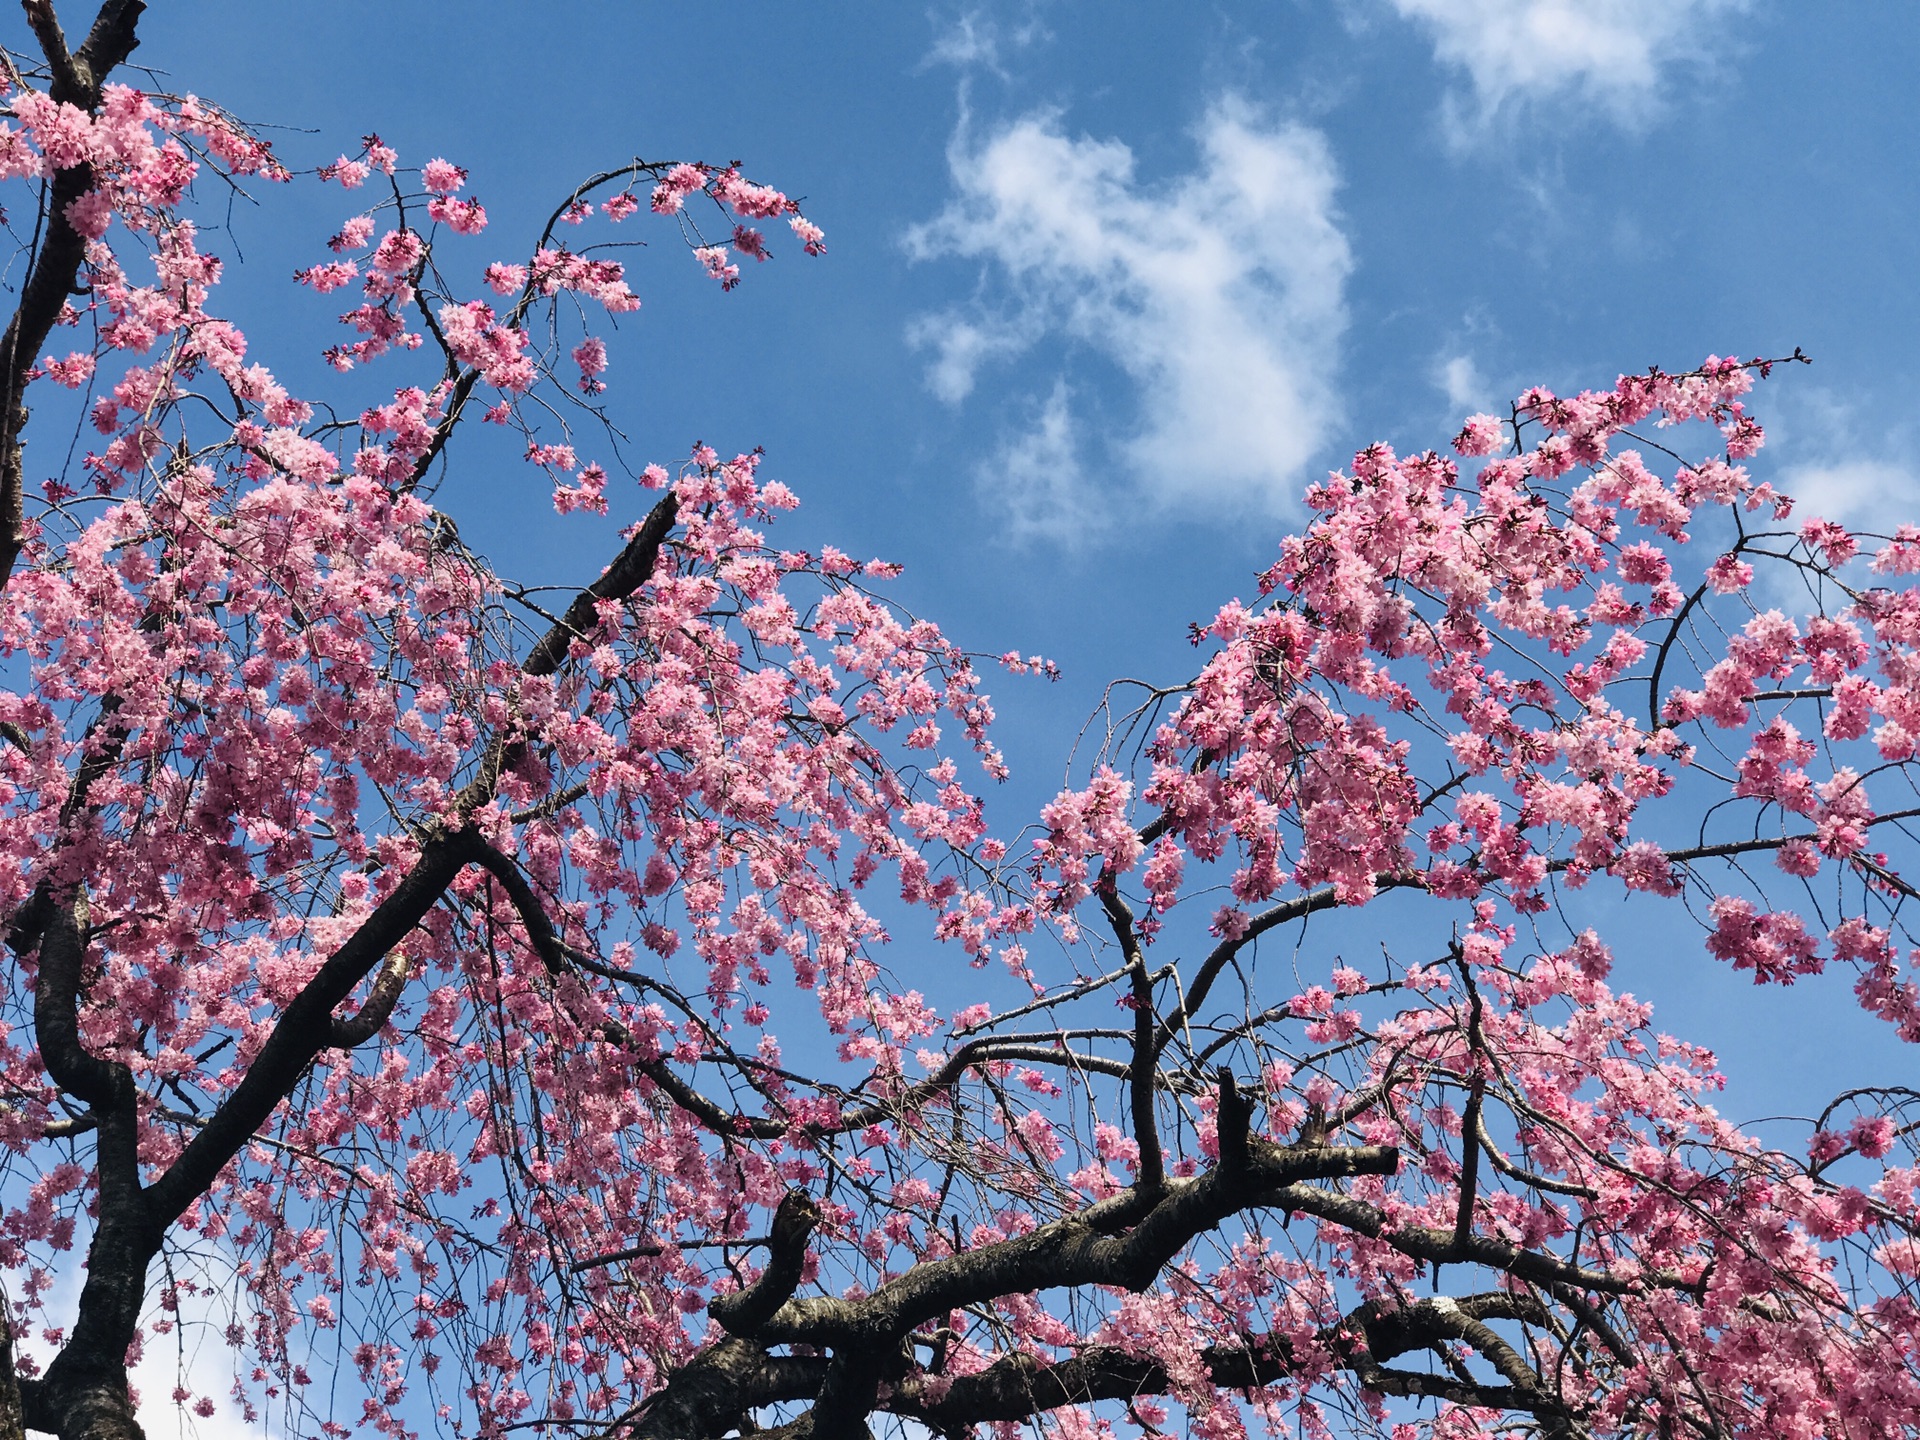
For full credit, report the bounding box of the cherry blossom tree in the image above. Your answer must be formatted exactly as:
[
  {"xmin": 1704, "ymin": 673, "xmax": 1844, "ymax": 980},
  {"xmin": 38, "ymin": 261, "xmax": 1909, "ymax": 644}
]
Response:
[{"xmin": 2, "ymin": 5, "xmax": 1920, "ymax": 1440}]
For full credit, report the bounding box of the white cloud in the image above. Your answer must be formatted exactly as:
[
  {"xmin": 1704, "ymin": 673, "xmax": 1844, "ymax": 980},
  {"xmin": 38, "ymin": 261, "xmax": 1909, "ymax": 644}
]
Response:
[
  {"xmin": 1385, "ymin": 0, "xmax": 1749, "ymax": 130},
  {"xmin": 924, "ymin": 12, "xmax": 1005, "ymax": 71},
  {"xmin": 977, "ymin": 380, "xmax": 1096, "ymax": 545},
  {"xmin": 907, "ymin": 98, "xmax": 1351, "ymax": 533},
  {"xmin": 1742, "ymin": 457, "xmax": 1920, "ymax": 616},
  {"xmin": 1775, "ymin": 459, "xmax": 1920, "ymax": 535},
  {"xmin": 22, "ymin": 1246, "xmax": 283, "ymax": 1440},
  {"xmin": 921, "ymin": 7, "xmax": 1048, "ymax": 74},
  {"xmin": 904, "ymin": 312, "xmax": 1028, "ymax": 405},
  {"xmin": 1761, "ymin": 384, "xmax": 1920, "ymax": 538},
  {"xmin": 1434, "ymin": 353, "xmax": 1491, "ymax": 414}
]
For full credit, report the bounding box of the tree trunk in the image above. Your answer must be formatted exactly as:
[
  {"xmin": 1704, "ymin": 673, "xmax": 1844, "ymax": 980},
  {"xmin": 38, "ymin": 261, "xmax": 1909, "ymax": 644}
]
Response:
[
  {"xmin": 0, "ymin": 1301, "xmax": 24, "ymax": 1440},
  {"xmin": 20, "ymin": 1213, "xmax": 153, "ymax": 1440},
  {"xmin": 27, "ymin": 1372, "xmax": 142, "ymax": 1440}
]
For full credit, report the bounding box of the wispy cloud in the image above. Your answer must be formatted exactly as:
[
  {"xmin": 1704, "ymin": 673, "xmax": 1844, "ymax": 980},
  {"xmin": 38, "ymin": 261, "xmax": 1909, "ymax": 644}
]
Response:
[
  {"xmin": 1764, "ymin": 385, "xmax": 1920, "ymax": 537},
  {"xmin": 920, "ymin": 6, "xmax": 1049, "ymax": 74},
  {"xmin": 977, "ymin": 380, "xmax": 1094, "ymax": 544},
  {"xmin": 1383, "ymin": 0, "xmax": 1750, "ymax": 134},
  {"xmin": 22, "ymin": 1245, "xmax": 285, "ymax": 1440},
  {"xmin": 908, "ymin": 98, "xmax": 1351, "ymax": 540},
  {"xmin": 1434, "ymin": 352, "xmax": 1492, "ymax": 414},
  {"xmin": 1776, "ymin": 459, "xmax": 1920, "ymax": 535}
]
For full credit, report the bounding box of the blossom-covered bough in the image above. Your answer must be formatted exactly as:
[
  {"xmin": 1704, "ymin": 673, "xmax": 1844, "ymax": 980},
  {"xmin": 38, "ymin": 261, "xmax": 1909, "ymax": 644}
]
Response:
[{"xmin": 2, "ymin": 4, "xmax": 1920, "ymax": 1440}]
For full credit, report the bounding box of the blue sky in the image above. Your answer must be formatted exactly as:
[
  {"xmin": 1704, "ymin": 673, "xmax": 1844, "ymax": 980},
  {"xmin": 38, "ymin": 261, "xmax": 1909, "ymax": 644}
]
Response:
[
  {"xmin": 15, "ymin": 4, "xmax": 1914, "ymax": 1433},
  {"xmin": 118, "ymin": 0, "xmax": 1920, "ymax": 1120}
]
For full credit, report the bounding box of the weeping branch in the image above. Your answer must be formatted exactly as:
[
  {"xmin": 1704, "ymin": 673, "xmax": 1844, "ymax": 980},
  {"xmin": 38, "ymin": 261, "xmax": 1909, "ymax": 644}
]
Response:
[{"xmin": 0, "ymin": 0, "xmax": 145, "ymax": 594}]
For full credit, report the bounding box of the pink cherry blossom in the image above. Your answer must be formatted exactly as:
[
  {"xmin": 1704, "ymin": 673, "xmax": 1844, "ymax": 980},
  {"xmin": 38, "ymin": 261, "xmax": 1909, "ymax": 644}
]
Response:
[{"xmin": 0, "ymin": 11, "xmax": 1915, "ymax": 1440}]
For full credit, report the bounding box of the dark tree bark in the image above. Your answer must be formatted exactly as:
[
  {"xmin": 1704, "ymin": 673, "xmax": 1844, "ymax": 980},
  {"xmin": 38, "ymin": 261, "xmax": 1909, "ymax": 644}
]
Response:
[{"xmin": 0, "ymin": 1302, "xmax": 24, "ymax": 1440}]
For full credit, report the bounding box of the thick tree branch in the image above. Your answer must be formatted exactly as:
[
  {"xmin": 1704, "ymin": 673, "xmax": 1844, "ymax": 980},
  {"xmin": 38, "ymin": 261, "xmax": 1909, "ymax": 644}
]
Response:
[
  {"xmin": 4, "ymin": 689, "xmax": 137, "ymax": 954},
  {"xmin": 448, "ymin": 488, "xmax": 680, "ymax": 824},
  {"xmin": 749, "ymin": 1141, "xmax": 1400, "ymax": 1350},
  {"xmin": 669, "ymin": 1291, "xmax": 1582, "ymax": 1439},
  {"xmin": 69, "ymin": 1, "xmax": 142, "ymax": 88},
  {"xmin": 1274, "ymin": 1182, "xmax": 1635, "ymax": 1295},
  {"xmin": 402, "ymin": 367, "xmax": 479, "ymax": 492},
  {"xmin": 32, "ymin": 896, "xmax": 122, "ymax": 1115},
  {"xmin": 708, "ymin": 1189, "xmax": 821, "ymax": 1336},
  {"xmin": 29, "ymin": 899, "xmax": 151, "ymax": 1440},
  {"xmin": 521, "ymin": 489, "xmax": 678, "ymax": 679},
  {"xmin": 325, "ymin": 946, "xmax": 411, "ymax": 1048},
  {"xmin": 1215, "ymin": 1066, "xmax": 1252, "ymax": 1177},
  {"xmin": 1452, "ymin": 965, "xmax": 1487, "ymax": 1252},
  {"xmin": 0, "ymin": 1289, "xmax": 23, "ymax": 1440},
  {"xmin": 144, "ymin": 827, "xmax": 477, "ymax": 1226},
  {"xmin": 1476, "ymin": 1111, "xmax": 1598, "ymax": 1200},
  {"xmin": 887, "ymin": 1292, "xmax": 1566, "ymax": 1434},
  {"xmin": 628, "ymin": 1341, "xmax": 825, "ymax": 1440},
  {"xmin": 22, "ymin": 1, "xmax": 79, "ymax": 99},
  {"xmin": 1099, "ymin": 885, "xmax": 1164, "ymax": 1188},
  {"xmin": 1343, "ymin": 1294, "xmax": 1581, "ymax": 1438}
]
